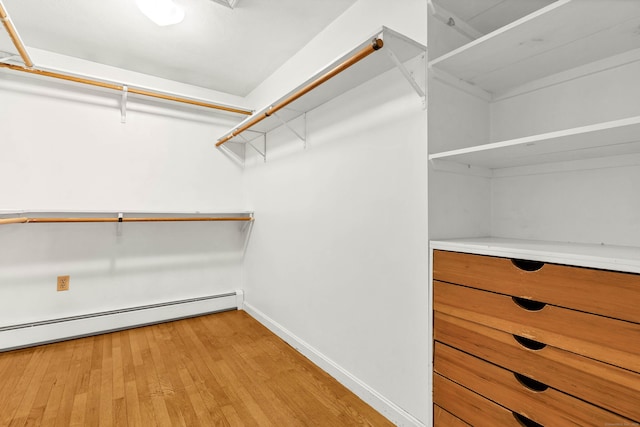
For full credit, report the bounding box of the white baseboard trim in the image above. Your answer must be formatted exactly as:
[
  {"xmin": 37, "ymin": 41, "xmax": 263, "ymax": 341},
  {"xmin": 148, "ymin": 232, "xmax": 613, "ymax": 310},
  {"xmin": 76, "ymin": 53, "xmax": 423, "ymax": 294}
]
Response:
[
  {"xmin": 242, "ymin": 302, "xmax": 426, "ymax": 427},
  {"xmin": 1, "ymin": 291, "xmax": 240, "ymax": 352}
]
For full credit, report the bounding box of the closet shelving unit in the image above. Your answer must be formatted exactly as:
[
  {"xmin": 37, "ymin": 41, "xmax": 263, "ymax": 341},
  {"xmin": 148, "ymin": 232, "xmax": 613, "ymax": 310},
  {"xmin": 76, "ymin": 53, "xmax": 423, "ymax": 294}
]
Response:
[
  {"xmin": 429, "ymin": 0, "xmax": 640, "ymax": 171},
  {"xmin": 429, "ymin": 0, "xmax": 640, "ymax": 265},
  {"xmin": 216, "ymin": 26, "xmax": 426, "ymax": 161}
]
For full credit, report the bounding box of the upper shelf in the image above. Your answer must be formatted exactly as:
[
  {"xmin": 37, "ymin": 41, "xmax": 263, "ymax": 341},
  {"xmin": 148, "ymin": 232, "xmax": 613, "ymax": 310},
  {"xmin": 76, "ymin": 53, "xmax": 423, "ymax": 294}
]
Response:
[
  {"xmin": 429, "ymin": 0, "xmax": 640, "ymax": 94},
  {"xmin": 429, "ymin": 115, "xmax": 640, "ymax": 169},
  {"xmin": 216, "ymin": 27, "xmax": 426, "ymax": 146}
]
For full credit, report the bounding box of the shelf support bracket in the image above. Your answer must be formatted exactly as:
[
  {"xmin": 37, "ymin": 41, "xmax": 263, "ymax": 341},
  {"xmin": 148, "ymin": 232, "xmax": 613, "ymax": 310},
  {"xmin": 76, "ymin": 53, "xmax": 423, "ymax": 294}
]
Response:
[
  {"xmin": 121, "ymin": 85, "xmax": 128, "ymax": 123},
  {"xmin": 116, "ymin": 212, "xmax": 123, "ymax": 236},
  {"xmin": 240, "ymin": 133, "xmax": 266, "ymax": 162},
  {"xmin": 241, "ymin": 212, "xmax": 253, "ymax": 232},
  {"xmin": 272, "ymin": 111, "xmax": 307, "ymax": 148},
  {"xmin": 387, "ymin": 46, "xmax": 426, "ymax": 109},
  {"xmin": 0, "ymin": 51, "xmax": 16, "ymax": 64}
]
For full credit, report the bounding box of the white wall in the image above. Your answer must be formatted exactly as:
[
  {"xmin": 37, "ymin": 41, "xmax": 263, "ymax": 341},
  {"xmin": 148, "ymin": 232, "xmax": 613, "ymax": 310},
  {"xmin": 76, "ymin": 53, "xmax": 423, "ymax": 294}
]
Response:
[
  {"xmin": 490, "ymin": 60, "xmax": 640, "ymax": 142},
  {"xmin": 490, "ymin": 59, "xmax": 640, "ymax": 246},
  {"xmin": 428, "ymin": 72, "xmax": 492, "ymax": 240},
  {"xmin": 0, "ymin": 59, "xmax": 249, "ymax": 334},
  {"xmin": 242, "ymin": 1, "xmax": 429, "ymax": 425},
  {"xmin": 1, "ymin": 2, "xmax": 430, "ymax": 424}
]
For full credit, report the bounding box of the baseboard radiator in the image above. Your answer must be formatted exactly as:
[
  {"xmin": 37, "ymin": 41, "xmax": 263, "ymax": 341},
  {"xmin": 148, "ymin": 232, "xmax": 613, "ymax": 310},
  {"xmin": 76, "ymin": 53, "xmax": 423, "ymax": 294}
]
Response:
[{"xmin": 0, "ymin": 290, "xmax": 244, "ymax": 352}]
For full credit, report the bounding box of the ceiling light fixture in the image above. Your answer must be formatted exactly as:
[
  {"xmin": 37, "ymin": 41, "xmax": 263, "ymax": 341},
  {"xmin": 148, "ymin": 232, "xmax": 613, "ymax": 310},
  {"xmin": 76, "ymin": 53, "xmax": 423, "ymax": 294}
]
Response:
[{"xmin": 136, "ymin": 0, "xmax": 185, "ymax": 26}]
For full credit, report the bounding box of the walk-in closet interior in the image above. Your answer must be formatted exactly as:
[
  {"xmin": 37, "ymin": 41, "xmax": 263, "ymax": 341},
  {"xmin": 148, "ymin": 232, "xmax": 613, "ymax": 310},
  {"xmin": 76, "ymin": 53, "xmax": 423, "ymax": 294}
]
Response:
[{"xmin": 1, "ymin": 0, "xmax": 639, "ymax": 425}]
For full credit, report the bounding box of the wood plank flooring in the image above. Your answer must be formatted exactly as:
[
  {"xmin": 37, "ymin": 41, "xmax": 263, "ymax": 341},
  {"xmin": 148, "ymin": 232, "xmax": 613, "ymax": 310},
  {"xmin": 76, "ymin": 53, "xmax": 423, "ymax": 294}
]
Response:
[{"xmin": 0, "ymin": 310, "xmax": 393, "ymax": 426}]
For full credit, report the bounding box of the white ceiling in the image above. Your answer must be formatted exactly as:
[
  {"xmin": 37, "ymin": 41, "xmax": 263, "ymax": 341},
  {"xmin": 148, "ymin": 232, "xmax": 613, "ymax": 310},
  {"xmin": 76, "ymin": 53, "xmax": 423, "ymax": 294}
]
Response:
[{"xmin": 1, "ymin": 0, "xmax": 357, "ymax": 96}]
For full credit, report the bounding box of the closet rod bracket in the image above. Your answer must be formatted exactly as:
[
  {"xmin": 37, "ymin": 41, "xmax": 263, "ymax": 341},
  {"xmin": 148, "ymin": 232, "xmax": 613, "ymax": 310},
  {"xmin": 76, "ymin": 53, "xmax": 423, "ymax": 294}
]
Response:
[
  {"xmin": 240, "ymin": 133, "xmax": 266, "ymax": 162},
  {"xmin": 116, "ymin": 212, "xmax": 123, "ymax": 236},
  {"xmin": 241, "ymin": 213, "xmax": 254, "ymax": 232},
  {"xmin": 272, "ymin": 111, "xmax": 307, "ymax": 148},
  {"xmin": 121, "ymin": 85, "xmax": 128, "ymax": 123},
  {"xmin": 387, "ymin": 46, "xmax": 426, "ymax": 109}
]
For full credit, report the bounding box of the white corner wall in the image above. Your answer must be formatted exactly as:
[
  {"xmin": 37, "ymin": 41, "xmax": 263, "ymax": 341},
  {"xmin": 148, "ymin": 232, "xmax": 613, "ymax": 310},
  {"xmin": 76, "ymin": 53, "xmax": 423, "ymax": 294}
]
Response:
[
  {"xmin": 242, "ymin": 1, "xmax": 429, "ymax": 425},
  {"xmin": 490, "ymin": 59, "xmax": 640, "ymax": 246},
  {"xmin": 0, "ymin": 60, "xmax": 249, "ymax": 344}
]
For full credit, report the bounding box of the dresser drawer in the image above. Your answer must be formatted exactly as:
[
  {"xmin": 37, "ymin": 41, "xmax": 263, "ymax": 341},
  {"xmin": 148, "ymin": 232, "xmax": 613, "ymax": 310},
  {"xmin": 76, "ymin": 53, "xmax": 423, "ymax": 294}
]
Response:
[
  {"xmin": 434, "ymin": 280, "xmax": 640, "ymax": 372},
  {"xmin": 435, "ymin": 343, "xmax": 635, "ymax": 426},
  {"xmin": 434, "ymin": 311, "xmax": 640, "ymax": 421},
  {"xmin": 434, "ymin": 374, "xmax": 537, "ymax": 427},
  {"xmin": 433, "ymin": 250, "xmax": 640, "ymax": 323},
  {"xmin": 434, "ymin": 405, "xmax": 470, "ymax": 427}
]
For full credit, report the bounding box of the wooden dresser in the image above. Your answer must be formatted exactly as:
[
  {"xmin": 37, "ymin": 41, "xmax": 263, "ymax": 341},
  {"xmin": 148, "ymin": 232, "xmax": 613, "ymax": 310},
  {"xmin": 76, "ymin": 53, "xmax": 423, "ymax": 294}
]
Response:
[{"xmin": 432, "ymin": 249, "xmax": 640, "ymax": 426}]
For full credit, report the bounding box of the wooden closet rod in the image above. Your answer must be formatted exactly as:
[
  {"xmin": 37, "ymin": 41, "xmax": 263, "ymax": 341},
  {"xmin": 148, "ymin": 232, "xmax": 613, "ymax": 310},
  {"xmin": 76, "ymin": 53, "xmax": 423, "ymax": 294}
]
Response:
[
  {"xmin": 216, "ymin": 38, "xmax": 384, "ymax": 147},
  {"xmin": 0, "ymin": 0, "xmax": 252, "ymax": 116},
  {"xmin": 0, "ymin": 1, "xmax": 33, "ymax": 67},
  {"xmin": 29, "ymin": 217, "xmax": 253, "ymax": 223},
  {"xmin": 0, "ymin": 63, "xmax": 253, "ymax": 115},
  {"xmin": 0, "ymin": 0, "xmax": 251, "ymax": 116},
  {"xmin": 0, "ymin": 216, "xmax": 252, "ymax": 225},
  {"xmin": 0, "ymin": 217, "xmax": 28, "ymax": 225}
]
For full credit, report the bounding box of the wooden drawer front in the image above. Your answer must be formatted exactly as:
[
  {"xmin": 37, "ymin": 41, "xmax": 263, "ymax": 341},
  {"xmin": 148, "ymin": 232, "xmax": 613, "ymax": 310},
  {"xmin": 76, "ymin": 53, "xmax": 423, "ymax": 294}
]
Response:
[
  {"xmin": 434, "ymin": 280, "xmax": 640, "ymax": 372},
  {"xmin": 434, "ymin": 405, "xmax": 470, "ymax": 427},
  {"xmin": 435, "ymin": 343, "xmax": 635, "ymax": 426},
  {"xmin": 433, "ymin": 250, "xmax": 640, "ymax": 324},
  {"xmin": 434, "ymin": 311, "xmax": 640, "ymax": 421},
  {"xmin": 434, "ymin": 374, "xmax": 536, "ymax": 427}
]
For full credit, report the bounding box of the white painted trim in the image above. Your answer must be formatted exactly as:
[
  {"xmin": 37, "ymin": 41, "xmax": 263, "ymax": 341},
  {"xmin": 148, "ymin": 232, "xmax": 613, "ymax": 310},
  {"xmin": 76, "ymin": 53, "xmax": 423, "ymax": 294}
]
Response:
[
  {"xmin": 0, "ymin": 292, "xmax": 240, "ymax": 351},
  {"xmin": 242, "ymin": 302, "xmax": 426, "ymax": 427}
]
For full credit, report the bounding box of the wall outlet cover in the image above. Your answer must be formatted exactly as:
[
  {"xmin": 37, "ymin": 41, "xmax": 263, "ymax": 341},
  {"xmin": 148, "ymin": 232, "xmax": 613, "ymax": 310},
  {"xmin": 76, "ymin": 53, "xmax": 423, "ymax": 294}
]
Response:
[{"xmin": 57, "ymin": 275, "xmax": 70, "ymax": 292}]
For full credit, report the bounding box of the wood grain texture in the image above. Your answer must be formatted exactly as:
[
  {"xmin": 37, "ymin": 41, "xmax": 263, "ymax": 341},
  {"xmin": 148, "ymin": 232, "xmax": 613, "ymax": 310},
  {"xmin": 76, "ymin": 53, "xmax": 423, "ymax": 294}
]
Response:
[
  {"xmin": 434, "ymin": 311, "xmax": 640, "ymax": 421},
  {"xmin": 435, "ymin": 342, "xmax": 635, "ymax": 426},
  {"xmin": 434, "ymin": 404, "xmax": 470, "ymax": 426},
  {"xmin": 434, "ymin": 374, "xmax": 525, "ymax": 427},
  {"xmin": 0, "ymin": 310, "xmax": 392, "ymax": 426},
  {"xmin": 434, "ymin": 280, "xmax": 640, "ymax": 373},
  {"xmin": 433, "ymin": 249, "xmax": 640, "ymax": 323}
]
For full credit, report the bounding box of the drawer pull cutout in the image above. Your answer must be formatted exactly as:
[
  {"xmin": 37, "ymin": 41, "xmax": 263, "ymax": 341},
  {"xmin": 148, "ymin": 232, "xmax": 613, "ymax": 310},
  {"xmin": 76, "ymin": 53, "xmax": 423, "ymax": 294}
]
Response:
[
  {"xmin": 513, "ymin": 335, "xmax": 547, "ymax": 350},
  {"xmin": 513, "ymin": 413, "xmax": 543, "ymax": 427},
  {"xmin": 512, "ymin": 297, "xmax": 547, "ymax": 311},
  {"xmin": 511, "ymin": 258, "xmax": 545, "ymax": 272},
  {"xmin": 514, "ymin": 373, "xmax": 549, "ymax": 392}
]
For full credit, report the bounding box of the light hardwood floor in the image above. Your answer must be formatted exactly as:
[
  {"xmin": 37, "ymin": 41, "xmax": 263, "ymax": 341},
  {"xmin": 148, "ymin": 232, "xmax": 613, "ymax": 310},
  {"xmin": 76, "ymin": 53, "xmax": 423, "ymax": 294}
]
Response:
[{"xmin": 0, "ymin": 310, "xmax": 393, "ymax": 426}]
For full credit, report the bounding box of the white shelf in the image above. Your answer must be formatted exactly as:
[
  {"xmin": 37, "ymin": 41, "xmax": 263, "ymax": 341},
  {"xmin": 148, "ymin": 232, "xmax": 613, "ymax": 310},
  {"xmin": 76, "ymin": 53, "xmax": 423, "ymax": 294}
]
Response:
[
  {"xmin": 429, "ymin": 0, "xmax": 640, "ymax": 94},
  {"xmin": 430, "ymin": 237, "xmax": 640, "ymax": 275},
  {"xmin": 0, "ymin": 210, "xmax": 254, "ymax": 223},
  {"xmin": 217, "ymin": 26, "xmax": 426, "ymax": 145},
  {"xmin": 429, "ymin": 115, "xmax": 640, "ymax": 169}
]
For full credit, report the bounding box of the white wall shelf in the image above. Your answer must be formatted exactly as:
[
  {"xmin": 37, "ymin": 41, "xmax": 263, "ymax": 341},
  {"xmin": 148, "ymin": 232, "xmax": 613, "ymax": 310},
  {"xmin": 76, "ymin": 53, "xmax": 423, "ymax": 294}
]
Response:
[
  {"xmin": 0, "ymin": 210, "xmax": 254, "ymax": 224},
  {"xmin": 216, "ymin": 26, "xmax": 426, "ymax": 153},
  {"xmin": 429, "ymin": 0, "xmax": 640, "ymax": 94},
  {"xmin": 429, "ymin": 115, "xmax": 640, "ymax": 169},
  {"xmin": 431, "ymin": 237, "xmax": 640, "ymax": 275}
]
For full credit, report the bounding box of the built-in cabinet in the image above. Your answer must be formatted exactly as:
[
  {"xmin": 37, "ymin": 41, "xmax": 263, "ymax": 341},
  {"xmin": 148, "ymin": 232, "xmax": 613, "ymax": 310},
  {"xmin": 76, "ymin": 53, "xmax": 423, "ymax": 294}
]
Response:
[
  {"xmin": 432, "ymin": 249, "xmax": 640, "ymax": 425},
  {"xmin": 429, "ymin": 0, "xmax": 640, "ymax": 424}
]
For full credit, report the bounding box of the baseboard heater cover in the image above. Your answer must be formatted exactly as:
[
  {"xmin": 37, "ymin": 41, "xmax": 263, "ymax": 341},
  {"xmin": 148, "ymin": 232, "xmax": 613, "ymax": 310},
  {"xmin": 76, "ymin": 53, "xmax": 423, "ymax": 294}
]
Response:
[{"xmin": 0, "ymin": 291, "xmax": 242, "ymax": 352}]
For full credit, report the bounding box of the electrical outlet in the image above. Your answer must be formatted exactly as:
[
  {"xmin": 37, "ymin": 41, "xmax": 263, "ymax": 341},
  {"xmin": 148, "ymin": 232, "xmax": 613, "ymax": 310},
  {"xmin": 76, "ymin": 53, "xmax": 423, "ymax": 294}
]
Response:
[{"xmin": 57, "ymin": 275, "xmax": 70, "ymax": 292}]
